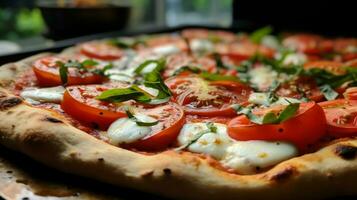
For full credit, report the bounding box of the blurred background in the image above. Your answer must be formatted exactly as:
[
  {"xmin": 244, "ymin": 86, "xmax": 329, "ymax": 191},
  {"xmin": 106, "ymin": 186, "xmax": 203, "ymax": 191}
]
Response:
[
  {"xmin": 0, "ymin": 0, "xmax": 356, "ymax": 59},
  {"xmin": 0, "ymin": 0, "xmax": 232, "ymax": 56}
]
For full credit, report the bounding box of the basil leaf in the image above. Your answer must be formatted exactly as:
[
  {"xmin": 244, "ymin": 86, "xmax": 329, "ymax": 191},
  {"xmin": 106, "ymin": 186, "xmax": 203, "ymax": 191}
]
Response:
[
  {"xmin": 172, "ymin": 66, "xmax": 201, "ymax": 76},
  {"xmin": 81, "ymin": 59, "xmax": 98, "ymax": 67},
  {"xmin": 262, "ymin": 112, "xmax": 279, "ymax": 124},
  {"xmin": 96, "ymin": 86, "xmax": 150, "ymax": 103},
  {"xmin": 57, "ymin": 61, "xmax": 68, "ymax": 85},
  {"xmin": 92, "ymin": 64, "xmax": 113, "ymax": 76},
  {"xmin": 232, "ymin": 103, "xmax": 300, "ymax": 125},
  {"xmin": 199, "ymin": 71, "xmax": 240, "ymax": 82},
  {"xmin": 125, "ymin": 109, "xmax": 158, "ymax": 126},
  {"xmin": 144, "ymin": 71, "xmax": 172, "ymax": 99},
  {"xmin": 213, "ymin": 53, "xmax": 228, "ymax": 69},
  {"xmin": 319, "ymin": 84, "xmax": 339, "ymax": 100},
  {"xmin": 250, "ymin": 26, "xmax": 273, "ymax": 44},
  {"xmin": 278, "ymin": 103, "xmax": 300, "ymax": 123},
  {"xmin": 134, "ymin": 59, "xmax": 166, "ymax": 74}
]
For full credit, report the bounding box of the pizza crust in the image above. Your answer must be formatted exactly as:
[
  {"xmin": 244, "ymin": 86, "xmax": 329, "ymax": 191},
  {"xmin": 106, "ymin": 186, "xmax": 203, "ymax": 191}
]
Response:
[{"xmin": 0, "ymin": 53, "xmax": 357, "ymax": 200}]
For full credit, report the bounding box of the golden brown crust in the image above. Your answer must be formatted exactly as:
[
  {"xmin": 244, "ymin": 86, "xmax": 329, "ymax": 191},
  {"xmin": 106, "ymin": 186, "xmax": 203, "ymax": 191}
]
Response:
[{"xmin": 1, "ymin": 54, "xmax": 357, "ymax": 200}]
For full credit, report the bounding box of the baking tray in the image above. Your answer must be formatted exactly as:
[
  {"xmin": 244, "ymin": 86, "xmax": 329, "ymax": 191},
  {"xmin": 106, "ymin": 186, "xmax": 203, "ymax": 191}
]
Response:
[{"xmin": 1, "ymin": 24, "xmax": 356, "ymax": 200}]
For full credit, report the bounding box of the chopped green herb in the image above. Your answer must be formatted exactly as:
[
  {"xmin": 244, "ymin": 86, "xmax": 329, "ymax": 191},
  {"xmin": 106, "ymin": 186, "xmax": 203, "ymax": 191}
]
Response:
[
  {"xmin": 250, "ymin": 26, "xmax": 273, "ymax": 44},
  {"xmin": 199, "ymin": 71, "xmax": 240, "ymax": 82},
  {"xmin": 134, "ymin": 59, "xmax": 166, "ymax": 74},
  {"xmin": 172, "ymin": 66, "xmax": 201, "ymax": 76},
  {"xmin": 232, "ymin": 103, "xmax": 300, "ymax": 125},
  {"xmin": 58, "ymin": 61, "xmax": 68, "ymax": 85},
  {"xmin": 175, "ymin": 122, "xmax": 217, "ymax": 151},
  {"xmin": 319, "ymin": 84, "xmax": 339, "ymax": 100}
]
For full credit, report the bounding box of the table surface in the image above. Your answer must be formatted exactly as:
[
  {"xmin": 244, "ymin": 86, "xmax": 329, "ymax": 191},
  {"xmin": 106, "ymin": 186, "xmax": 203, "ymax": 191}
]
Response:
[{"xmin": 0, "ymin": 145, "xmax": 166, "ymax": 200}]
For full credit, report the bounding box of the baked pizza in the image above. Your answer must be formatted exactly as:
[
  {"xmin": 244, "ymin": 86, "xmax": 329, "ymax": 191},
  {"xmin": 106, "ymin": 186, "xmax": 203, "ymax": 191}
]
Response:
[{"xmin": 1, "ymin": 27, "xmax": 357, "ymax": 199}]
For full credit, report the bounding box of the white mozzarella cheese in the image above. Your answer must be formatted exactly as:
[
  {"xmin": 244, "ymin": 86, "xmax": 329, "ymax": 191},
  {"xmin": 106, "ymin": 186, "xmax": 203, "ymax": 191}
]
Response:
[
  {"xmin": 190, "ymin": 39, "xmax": 214, "ymax": 53},
  {"xmin": 220, "ymin": 141, "xmax": 298, "ymax": 175},
  {"xmin": 248, "ymin": 92, "xmax": 302, "ymax": 106},
  {"xmin": 20, "ymin": 86, "xmax": 65, "ymax": 104},
  {"xmin": 282, "ymin": 53, "xmax": 307, "ymax": 66},
  {"xmin": 105, "ymin": 68, "xmax": 135, "ymax": 83},
  {"xmin": 248, "ymin": 66, "xmax": 278, "ymax": 90},
  {"xmin": 261, "ymin": 35, "xmax": 280, "ymax": 49},
  {"xmin": 152, "ymin": 44, "xmax": 181, "ymax": 56},
  {"xmin": 107, "ymin": 113, "xmax": 157, "ymax": 145},
  {"xmin": 177, "ymin": 123, "xmax": 233, "ymax": 159}
]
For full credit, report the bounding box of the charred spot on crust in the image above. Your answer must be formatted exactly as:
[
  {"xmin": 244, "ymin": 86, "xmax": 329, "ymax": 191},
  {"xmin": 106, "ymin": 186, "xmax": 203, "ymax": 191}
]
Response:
[
  {"xmin": 163, "ymin": 168, "xmax": 172, "ymax": 175},
  {"xmin": 43, "ymin": 117, "xmax": 63, "ymax": 123},
  {"xmin": 269, "ymin": 166, "xmax": 296, "ymax": 182},
  {"xmin": 0, "ymin": 97, "xmax": 22, "ymax": 110},
  {"xmin": 334, "ymin": 145, "xmax": 357, "ymax": 160},
  {"xmin": 97, "ymin": 158, "xmax": 104, "ymax": 162},
  {"xmin": 141, "ymin": 170, "xmax": 154, "ymax": 178}
]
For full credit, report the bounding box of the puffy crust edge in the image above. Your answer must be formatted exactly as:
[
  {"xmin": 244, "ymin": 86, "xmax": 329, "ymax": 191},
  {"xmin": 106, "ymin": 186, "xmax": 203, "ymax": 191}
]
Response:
[{"xmin": 0, "ymin": 53, "xmax": 357, "ymax": 200}]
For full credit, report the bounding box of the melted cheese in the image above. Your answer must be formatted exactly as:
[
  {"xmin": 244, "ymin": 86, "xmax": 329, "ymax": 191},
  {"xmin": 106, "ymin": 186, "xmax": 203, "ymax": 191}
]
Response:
[
  {"xmin": 152, "ymin": 44, "xmax": 181, "ymax": 56},
  {"xmin": 20, "ymin": 86, "xmax": 65, "ymax": 104},
  {"xmin": 221, "ymin": 141, "xmax": 298, "ymax": 175},
  {"xmin": 177, "ymin": 123, "xmax": 233, "ymax": 159},
  {"xmin": 107, "ymin": 113, "xmax": 157, "ymax": 144},
  {"xmin": 190, "ymin": 39, "xmax": 214, "ymax": 53},
  {"xmin": 248, "ymin": 92, "xmax": 302, "ymax": 106},
  {"xmin": 248, "ymin": 66, "xmax": 278, "ymax": 90},
  {"xmin": 282, "ymin": 53, "xmax": 307, "ymax": 66}
]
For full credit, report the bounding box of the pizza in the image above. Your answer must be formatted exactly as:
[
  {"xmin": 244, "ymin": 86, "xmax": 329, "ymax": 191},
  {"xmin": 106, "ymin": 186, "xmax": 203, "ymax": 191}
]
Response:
[{"xmin": 1, "ymin": 27, "xmax": 357, "ymax": 199}]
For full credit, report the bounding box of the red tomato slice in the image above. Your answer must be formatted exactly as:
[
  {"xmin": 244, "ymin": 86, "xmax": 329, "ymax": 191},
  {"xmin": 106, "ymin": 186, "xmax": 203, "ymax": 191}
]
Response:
[
  {"xmin": 124, "ymin": 103, "xmax": 185, "ymax": 151},
  {"xmin": 163, "ymin": 53, "xmax": 216, "ymax": 78},
  {"xmin": 344, "ymin": 87, "xmax": 357, "ymax": 100},
  {"xmin": 61, "ymin": 84, "xmax": 135, "ymax": 130},
  {"xmin": 80, "ymin": 42, "xmax": 123, "ymax": 60},
  {"xmin": 319, "ymin": 99, "xmax": 357, "ymax": 138},
  {"xmin": 283, "ymin": 34, "xmax": 333, "ymax": 55},
  {"xmin": 333, "ymin": 38, "xmax": 357, "ymax": 61},
  {"xmin": 227, "ymin": 102, "xmax": 327, "ymax": 151},
  {"xmin": 166, "ymin": 76, "xmax": 252, "ymax": 116},
  {"xmin": 33, "ymin": 56, "xmax": 103, "ymax": 87},
  {"xmin": 144, "ymin": 35, "xmax": 188, "ymax": 51},
  {"xmin": 215, "ymin": 42, "xmax": 275, "ymax": 62},
  {"xmin": 276, "ymin": 76, "xmax": 324, "ymax": 102},
  {"xmin": 181, "ymin": 28, "xmax": 237, "ymax": 42},
  {"xmin": 304, "ymin": 60, "xmax": 345, "ymax": 75}
]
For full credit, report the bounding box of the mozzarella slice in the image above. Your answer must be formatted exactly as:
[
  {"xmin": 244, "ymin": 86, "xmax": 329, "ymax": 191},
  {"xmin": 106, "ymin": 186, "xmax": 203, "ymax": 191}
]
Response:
[
  {"xmin": 282, "ymin": 53, "xmax": 307, "ymax": 66},
  {"xmin": 20, "ymin": 86, "xmax": 65, "ymax": 104},
  {"xmin": 248, "ymin": 66, "xmax": 278, "ymax": 90},
  {"xmin": 221, "ymin": 141, "xmax": 298, "ymax": 175},
  {"xmin": 107, "ymin": 113, "xmax": 157, "ymax": 145},
  {"xmin": 248, "ymin": 92, "xmax": 302, "ymax": 106},
  {"xmin": 190, "ymin": 39, "xmax": 214, "ymax": 54},
  {"xmin": 105, "ymin": 68, "xmax": 135, "ymax": 83},
  {"xmin": 261, "ymin": 35, "xmax": 280, "ymax": 49},
  {"xmin": 177, "ymin": 123, "xmax": 233, "ymax": 159},
  {"xmin": 152, "ymin": 44, "xmax": 181, "ymax": 56}
]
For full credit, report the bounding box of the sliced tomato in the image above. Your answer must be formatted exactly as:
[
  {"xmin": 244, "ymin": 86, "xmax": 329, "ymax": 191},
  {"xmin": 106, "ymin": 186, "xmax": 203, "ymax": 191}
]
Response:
[
  {"xmin": 319, "ymin": 99, "xmax": 357, "ymax": 138},
  {"xmin": 33, "ymin": 56, "xmax": 103, "ymax": 87},
  {"xmin": 166, "ymin": 76, "xmax": 252, "ymax": 116},
  {"xmin": 181, "ymin": 28, "xmax": 237, "ymax": 42},
  {"xmin": 61, "ymin": 84, "xmax": 135, "ymax": 130},
  {"xmin": 215, "ymin": 42, "xmax": 275, "ymax": 62},
  {"xmin": 186, "ymin": 114, "xmax": 233, "ymax": 124},
  {"xmin": 163, "ymin": 53, "xmax": 216, "ymax": 78},
  {"xmin": 143, "ymin": 35, "xmax": 188, "ymax": 51},
  {"xmin": 283, "ymin": 34, "xmax": 333, "ymax": 55},
  {"xmin": 276, "ymin": 76, "xmax": 324, "ymax": 102},
  {"xmin": 333, "ymin": 38, "xmax": 357, "ymax": 61},
  {"xmin": 304, "ymin": 60, "xmax": 345, "ymax": 75},
  {"xmin": 228, "ymin": 102, "xmax": 327, "ymax": 151},
  {"xmin": 124, "ymin": 103, "xmax": 185, "ymax": 151},
  {"xmin": 80, "ymin": 42, "xmax": 123, "ymax": 60},
  {"xmin": 344, "ymin": 87, "xmax": 357, "ymax": 100}
]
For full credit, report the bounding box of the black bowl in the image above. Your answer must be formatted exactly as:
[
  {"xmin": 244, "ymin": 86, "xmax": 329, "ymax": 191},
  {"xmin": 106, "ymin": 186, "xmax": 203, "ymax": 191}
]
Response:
[{"xmin": 39, "ymin": 3, "xmax": 131, "ymax": 39}]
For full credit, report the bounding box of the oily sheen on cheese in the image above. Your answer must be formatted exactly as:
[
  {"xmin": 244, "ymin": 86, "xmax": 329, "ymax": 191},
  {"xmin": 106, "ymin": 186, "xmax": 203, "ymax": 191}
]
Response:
[{"xmin": 176, "ymin": 123, "xmax": 298, "ymax": 174}]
